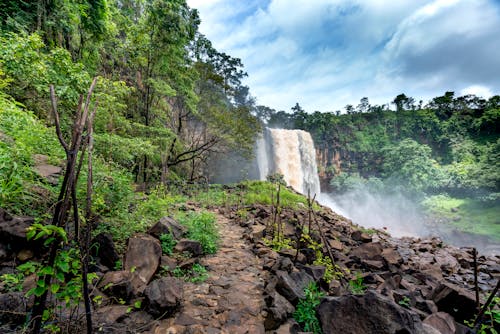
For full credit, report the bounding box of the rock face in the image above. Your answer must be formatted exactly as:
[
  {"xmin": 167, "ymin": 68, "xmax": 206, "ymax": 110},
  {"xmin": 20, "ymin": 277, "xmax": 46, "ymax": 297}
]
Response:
[
  {"xmin": 91, "ymin": 233, "xmax": 120, "ymax": 269},
  {"xmin": 0, "ymin": 292, "xmax": 26, "ymax": 325},
  {"xmin": 148, "ymin": 217, "xmax": 187, "ymax": 240},
  {"xmin": 124, "ymin": 233, "xmax": 162, "ymax": 293},
  {"xmin": 144, "ymin": 277, "xmax": 183, "ymax": 317},
  {"xmin": 174, "ymin": 239, "xmax": 203, "ymax": 257},
  {"xmin": 318, "ymin": 290, "xmax": 425, "ymax": 334}
]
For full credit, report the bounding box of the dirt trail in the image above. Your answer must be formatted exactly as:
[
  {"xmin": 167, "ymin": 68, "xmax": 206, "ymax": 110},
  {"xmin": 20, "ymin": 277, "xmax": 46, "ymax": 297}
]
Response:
[{"xmin": 153, "ymin": 211, "xmax": 267, "ymax": 334}]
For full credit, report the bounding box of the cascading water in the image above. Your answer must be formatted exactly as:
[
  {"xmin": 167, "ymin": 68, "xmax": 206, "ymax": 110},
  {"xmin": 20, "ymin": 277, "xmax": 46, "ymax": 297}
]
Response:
[{"xmin": 257, "ymin": 128, "xmax": 321, "ymax": 196}]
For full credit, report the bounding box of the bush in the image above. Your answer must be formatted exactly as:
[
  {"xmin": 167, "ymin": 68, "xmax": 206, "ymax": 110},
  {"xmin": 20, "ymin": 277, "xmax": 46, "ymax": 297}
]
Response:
[
  {"xmin": 294, "ymin": 282, "xmax": 324, "ymax": 334},
  {"xmin": 176, "ymin": 211, "xmax": 219, "ymax": 254}
]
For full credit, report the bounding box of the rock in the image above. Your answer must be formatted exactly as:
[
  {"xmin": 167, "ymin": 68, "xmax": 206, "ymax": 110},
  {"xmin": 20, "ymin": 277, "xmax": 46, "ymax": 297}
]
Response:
[
  {"xmin": 97, "ymin": 271, "xmax": 133, "ymax": 301},
  {"xmin": 16, "ymin": 249, "xmax": 33, "ymax": 262},
  {"xmin": 272, "ymin": 319, "xmax": 301, "ymax": 334},
  {"xmin": 350, "ymin": 242, "xmax": 383, "ymax": 261},
  {"xmin": 125, "ymin": 234, "xmax": 161, "ymax": 293},
  {"xmin": 328, "ymin": 239, "xmax": 343, "ymax": 251},
  {"xmin": 174, "ymin": 239, "xmax": 203, "ymax": 257},
  {"xmin": 251, "ymin": 224, "xmax": 267, "ymax": 240},
  {"xmin": 382, "ymin": 248, "xmax": 402, "ymax": 266},
  {"xmin": 423, "ymin": 312, "xmax": 456, "ymax": 334},
  {"xmin": 144, "ymin": 277, "xmax": 183, "ymax": 317},
  {"xmin": 148, "ymin": 217, "xmax": 187, "ymax": 240},
  {"xmin": 302, "ymin": 265, "xmax": 325, "ymax": 282},
  {"xmin": 272, "ymin": 256, "xmax": 294, "ymax": 273},
  {"xmin": 94, "ymin": 305, "xmax": 130, "ymax": 325},
  {"xmin": 0, "ymin": 209, "xmax": 34, "ymax": 251},
  {"xmin": 160, "ymin": 255, "xmax": 178, "ymax": 271},
  {"xmin": 0, "ymin": 292, "xmax": 26, "ymax": 325},
  {"xmin": 351, "ymin": 230, "xmax": 372, "ymax": 242},
  {"xmin": 318, "ymin": 290, "xmax": 425, "ymax": 334},
  {"xmin": 431, "ymin": 282, "xmax": 477, "ymax": 323},
  {"xmin": 275, "ymin": 270, "xmax": 314, "ymax": 303},
  {"xmin": 264, "ymin": 291, "xmax": 295, "ymax": 330},
  {"xmin": 434, "ymin": 249, "xmax": 460, "ymax": 273},
  {"xmin": 91, "ymin": 233, "xmax": 120, "ymax": 269}
]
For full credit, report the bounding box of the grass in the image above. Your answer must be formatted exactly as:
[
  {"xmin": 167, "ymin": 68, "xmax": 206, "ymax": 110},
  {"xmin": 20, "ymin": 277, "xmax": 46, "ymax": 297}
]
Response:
[
  {"xmin": 175, "ymin": 211, "xmax": 219, "ymax": 254},
  {"xmin": 422, "ymin": 194, "xmax": 500, "ymax": 241}
]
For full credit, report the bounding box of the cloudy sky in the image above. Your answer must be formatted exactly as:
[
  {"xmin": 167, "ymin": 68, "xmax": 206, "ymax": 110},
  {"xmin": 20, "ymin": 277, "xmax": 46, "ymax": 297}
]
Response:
[{"xmin": 186, "ymin": 0, "xmax": 500, "ymax": 112}]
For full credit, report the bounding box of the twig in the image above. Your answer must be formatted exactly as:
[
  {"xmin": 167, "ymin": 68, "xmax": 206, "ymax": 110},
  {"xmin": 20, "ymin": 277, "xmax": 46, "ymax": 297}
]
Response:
[{"xmin": 473, "ymin": 248, "xmax": 480, "ymax": 311}]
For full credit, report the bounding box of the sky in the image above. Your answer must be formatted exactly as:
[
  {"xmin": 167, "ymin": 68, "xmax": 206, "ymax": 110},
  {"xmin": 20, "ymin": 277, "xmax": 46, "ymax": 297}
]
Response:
[{"xmin": 186, "ymin": 0, "xmax": 500, "ymax": 112}]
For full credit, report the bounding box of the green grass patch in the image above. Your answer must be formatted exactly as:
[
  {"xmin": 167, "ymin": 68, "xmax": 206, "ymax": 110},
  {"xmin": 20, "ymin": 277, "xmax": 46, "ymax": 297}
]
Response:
[
  {"xmin": 175, "ymin": 211, "xmax": 219, "ymax": 254},
  {"xmin": 422, "ymin": 194, "xmax": 500, "ymax": 241}
]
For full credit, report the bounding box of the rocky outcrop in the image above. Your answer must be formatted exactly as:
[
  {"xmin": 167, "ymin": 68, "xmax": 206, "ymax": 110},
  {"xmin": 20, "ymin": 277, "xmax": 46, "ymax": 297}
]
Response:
[{"xmin": 318, "ymin": 290, "xmax": 426, "ymax": 334}]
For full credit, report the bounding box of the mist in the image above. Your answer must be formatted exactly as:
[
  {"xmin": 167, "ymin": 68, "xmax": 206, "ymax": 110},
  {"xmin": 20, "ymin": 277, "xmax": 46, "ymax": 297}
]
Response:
[{"xmin": 318, "ymin": 187, "xmax": 500, "ymax": 255}]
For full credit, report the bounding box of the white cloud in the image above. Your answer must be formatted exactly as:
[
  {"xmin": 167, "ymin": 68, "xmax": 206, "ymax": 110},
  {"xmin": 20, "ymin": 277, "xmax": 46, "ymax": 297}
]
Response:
[
  {"xmin": 188, "ymin": 0, "xmax": 500, "ymax": 111},
  {"xmin": 460, "ymin": 85, "xmax": 493, "ymax": 98}
]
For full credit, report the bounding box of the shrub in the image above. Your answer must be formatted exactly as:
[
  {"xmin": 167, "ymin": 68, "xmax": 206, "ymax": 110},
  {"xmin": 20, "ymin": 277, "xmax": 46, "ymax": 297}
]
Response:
[
  {"xmin": 176, "ymin": 211, "xmax": 219, "ymax": 254},
  {"xmin": 294, "ymin": 282, "xmax": 324, "ymax": 334}
]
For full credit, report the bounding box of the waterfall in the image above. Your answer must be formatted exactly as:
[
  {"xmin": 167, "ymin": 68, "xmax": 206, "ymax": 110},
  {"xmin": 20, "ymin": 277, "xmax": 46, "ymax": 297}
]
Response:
[{"xmin": 257, "ymin": 128, "xmax": 321, "ymax": 196}]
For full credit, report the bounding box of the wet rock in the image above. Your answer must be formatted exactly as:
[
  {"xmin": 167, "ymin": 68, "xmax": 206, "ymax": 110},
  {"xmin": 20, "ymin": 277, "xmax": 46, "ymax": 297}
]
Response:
[
  {"xmin": 125, "ymin": 234, "xmax": 162, "ymax": 293},
  {"xmin": 148, "ymin": 216, "xmax": 187, "ymax": 240},
  {"xmin": 264, "ymin": 291, "xmax": 295, "ymax": 330},
  {"xmin": 318, "ymin": 290, "xmax": 425, "ymax": 334},
  {"xmin": 434, "ymin": 249, "xmax": 460, "ymax": 274},
  {"xmin": 91, "ymin": 233, "xmax": 120, "ymax": 269},
  {"xmin": 423, "ymin": 312, "xmax": 456, "ymax": 334},
  {"xmin": 0, "ymin": 292, "xmax": 26, "ymax": 325},
  {"xmin": 144, "ymin": 277, "xmax": 183, "ymax": 317},
  {"xmin": 275, "ymin": 270, "xmax": 314, "ymax": 303},
  {"xmin": 431, "ymin": 282, "xmax": 477, "ymax": 323},
  {"xmin": 174, "ymin": 239, "xmax": 203, "ymax": 257},
  {"xmin": 97, "ymin": 271, "xmax": 133, "ymax": 301}
]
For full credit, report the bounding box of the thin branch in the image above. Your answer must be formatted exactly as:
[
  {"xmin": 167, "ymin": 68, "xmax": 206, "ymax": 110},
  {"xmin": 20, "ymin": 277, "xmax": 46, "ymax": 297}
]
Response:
[{"xmin": 49, "ymin": 85, "xmax": 69, "ymax": 153}]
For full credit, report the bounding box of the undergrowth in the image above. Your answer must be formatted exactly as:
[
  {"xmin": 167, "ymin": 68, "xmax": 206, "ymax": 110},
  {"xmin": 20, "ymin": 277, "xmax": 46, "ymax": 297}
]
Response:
[
  {"xmin": 175, "ymin": 211, "xmax": 219, "ymax": 254},
  {"xmin": 294, "ymin": 282, "xmax": 324, "ymax": 334}
]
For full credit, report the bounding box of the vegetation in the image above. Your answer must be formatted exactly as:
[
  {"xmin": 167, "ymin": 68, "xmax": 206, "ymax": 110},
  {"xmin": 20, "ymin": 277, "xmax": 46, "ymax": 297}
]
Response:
[
  {"xmin": 293, "ymin": 282, "xmax": 325, "ymax": 334},
  {"xmin": 176, "ymin": 211, "xmax": 219, "ymax": 254},
  {"xmin": 265, "ymin": 94, "xmax": 499, "ymax": 239}
]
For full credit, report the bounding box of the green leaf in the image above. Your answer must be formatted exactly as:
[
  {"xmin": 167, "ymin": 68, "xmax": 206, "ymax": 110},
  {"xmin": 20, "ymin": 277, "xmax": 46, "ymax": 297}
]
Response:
[{"xmin": 50, "ymin": 283, "xmax": 60, "ymax": 293}]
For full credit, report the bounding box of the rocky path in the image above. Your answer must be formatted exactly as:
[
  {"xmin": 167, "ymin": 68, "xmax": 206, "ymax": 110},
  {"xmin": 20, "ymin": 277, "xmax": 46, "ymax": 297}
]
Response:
[{"xmin": 152, "ymin": 210, "xmax": 267, "ymax": 334}]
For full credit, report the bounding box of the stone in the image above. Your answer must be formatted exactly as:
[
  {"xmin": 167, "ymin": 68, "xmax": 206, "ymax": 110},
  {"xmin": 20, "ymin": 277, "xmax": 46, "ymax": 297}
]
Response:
[
  {"xmin": 16, "ymin": 249, "xmax": 34, "ymax": 262},
  {"xmin": 350, "ymin": 242, "xmax": 383, "ymax": 261},
  {"xmin": 264, "ymin": 291, "xmax": 295, "ymax": 330},
  {"xmin": 382, "ymin": 248, "xmax": 402, "ymax": 266},
  {"xmin": 125, "ymin": 233, "xmax": 162, "ymax": 293},
  {"xmin": 328, "ymin": 239, "xmax": 343, "ymax": 251},
  {"xmin": 351, "ymin": 230, "xmax": 372, "ymax": 242},
  {"xmin": 91, "ymin": 233, "xmax": 120, "ymax": 269},
  {"xmin": 0, "ymin": 209, "xmax": 34, "ymax": 251},
  {"xmin": 251, "ymin": 224, "xmax": 267, "ymax": 240},
  {"xmin": 97, "ymin": 270, "xmax": 133, "ymax": 301},
  {"xmin": 318, "ymin": 290, "xmax": 425, "ymax": 334},
  {"xmin": 273, "ymin": 319, "xmax": 301, "ymax": 334},
  {"xmin": 423, "ymin": 312, "xmax": 456, "ymax": 334},
  {"xmin": 431, "ymin": 282, "xmax": 477, "ymax": 323},
  {"xmin": 0, "ymin": 292, "xmax": 26, "ymax": 325},
  {"xmin": 148, "ymin": 216, "xmax": 187, "ymax": 240},
  {"xmin": 434, "ymin": 249, "xmax": 460, "ymax": 274},
  {"xmin": 94, "ymin": 305, "xmax": 130, "ymax": 325},
  {"xmin": 144, "ymin": 277, "xmax": 183, "ymax": 317},
  {"xmin": 174, "ymin": 239, "xmax": 203, "ymax": 257},
  {"xmin": 301, "ymin": 265, "xmax": 325, "ymax": 282},
  {"xmin": 275, "ymin": 270, "xmax": 314, "ymax": 303}
]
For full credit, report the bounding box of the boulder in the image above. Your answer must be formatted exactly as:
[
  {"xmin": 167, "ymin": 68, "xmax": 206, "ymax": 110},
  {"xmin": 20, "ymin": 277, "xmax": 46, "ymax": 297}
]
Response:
[
  {"xmin": 382, "ymin": 248, "xmax": 403, "ymax": 266},
  {"xmin": 144, "ymin": 277, "xmax": 183, "ymax": 317},
  {"xmin": 431, "ymin": 282, "xmax": 477, "ymax": 323},
  {"xmin": 0, "ymin": 292, "xmax": 26, "ymax": 325},
  {"xmin": 302, "ymin": 265, "xmax": 326, "ymax": 282},
  {"xmin": 350, "ymin": 242, "xmax": 383, "ymax": 261},
  {"xmin": 0, "ymin": 209, "xmax": 34, "ymax": 251},
  {"xmin": 275, "ymin": 270, "xmax": 314, "ymax": 303},
  {"xmin": 423, "ymin": 312, "xmax": 456, "ymax": 334},
  {"xmin": 351, "ymin": 230, "xmax": 372, "ymax": 242},
  {"xmin": 174, "ymin": 239, "xmax": 203, "ymax": 257},
  {"xmin": 264, "ymin": 291, "xmax": 295, "ymax": 330},
  {"xmin": 91, "ymin": 233, "xmax": 120, "ymax": 269},
  {"xmin": 318, "ymin": 290, "xmax": 425, "ymax": 334},
  {"xmin": 124, "ymin": 234, "xmax": 162, "ymax": 293},
  {"xmin": 148, "ymin": 217, "xmax": 187, "ymax": 240},
  {"xmin": 98, "ymin": 271, "xmax": 134, "ymax": 301}
]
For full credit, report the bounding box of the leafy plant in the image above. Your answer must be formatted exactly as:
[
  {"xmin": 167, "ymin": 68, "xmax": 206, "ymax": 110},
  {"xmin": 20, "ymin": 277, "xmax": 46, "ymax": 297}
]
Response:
[
  {"xmin": 176, "ymin": 211, "xmax": 219, "ymax": 254},
  {"xmin": 398, "ymin": 296, "xmax": 411, "ymax": 308},
  {"xmin": 293, "ymin": 282, "xmax": 325, "ymax": 334},
  {"xmin": 348, "ymin": 272, "xmax": 366, "ymax": 295},
  {"xmin": 465, "ymin": 297, "xmax": 500, "ymax": 334},
  {"xmin": 159, "ymin": 233, "xmax": 177, "ymax": 255}
]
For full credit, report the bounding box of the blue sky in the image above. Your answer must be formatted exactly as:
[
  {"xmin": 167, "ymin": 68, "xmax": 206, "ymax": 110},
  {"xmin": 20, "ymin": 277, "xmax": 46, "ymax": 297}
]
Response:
[{"xmin": 186, "ymin": 0, "xmax": 500, "ymax": 112}]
